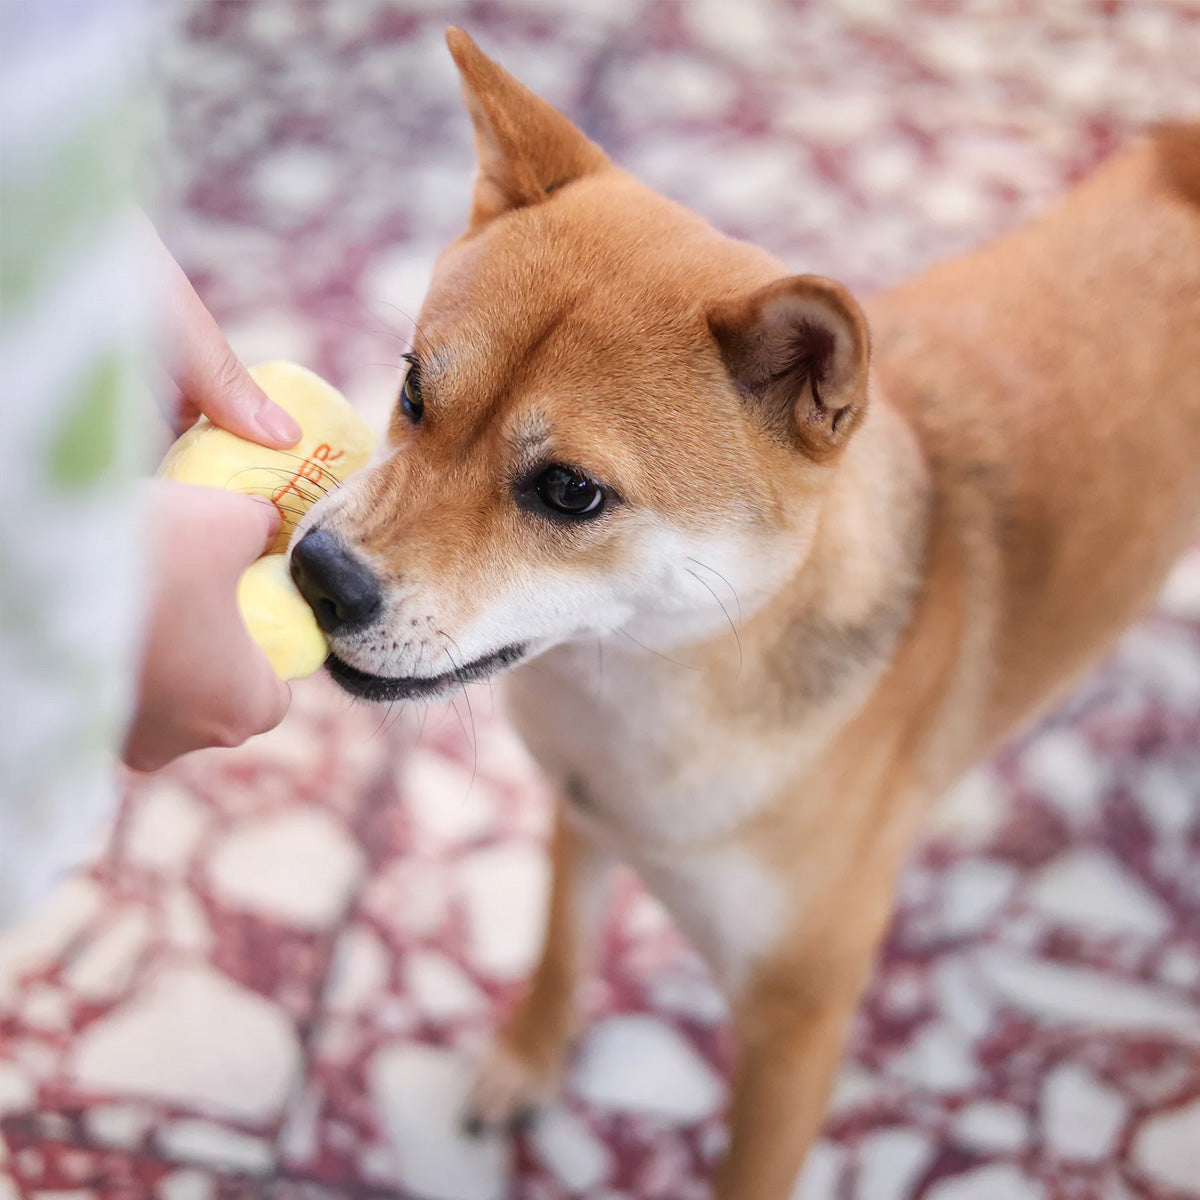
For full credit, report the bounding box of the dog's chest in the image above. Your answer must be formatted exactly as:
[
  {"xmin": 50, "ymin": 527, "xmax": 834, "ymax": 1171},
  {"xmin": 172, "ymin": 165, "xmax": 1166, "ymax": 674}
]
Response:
[
  {"xmin": 505, "ymin": 646, "xmax": 797, "ymax": 992},
  {"xmin": 506, "ymin": 647, "xmax": 784, "ymax": 847}
]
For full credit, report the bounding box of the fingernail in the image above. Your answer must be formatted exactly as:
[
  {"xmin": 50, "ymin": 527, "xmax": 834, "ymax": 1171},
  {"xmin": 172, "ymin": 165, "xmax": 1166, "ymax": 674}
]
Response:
[{"xmin": 257, "ymin": 404, "xmax": 302, "ymax": 446}]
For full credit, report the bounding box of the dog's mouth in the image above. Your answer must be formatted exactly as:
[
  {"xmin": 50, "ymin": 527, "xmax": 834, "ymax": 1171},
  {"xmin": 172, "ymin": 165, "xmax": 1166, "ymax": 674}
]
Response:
[{"xmin": 325, "ymin": 642, "xmax": 529, "ymax": 702}]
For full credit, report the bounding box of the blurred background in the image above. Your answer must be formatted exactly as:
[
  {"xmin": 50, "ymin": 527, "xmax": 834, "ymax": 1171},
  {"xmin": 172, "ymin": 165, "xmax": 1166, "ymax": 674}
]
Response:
[{"xmin": 3, "ymin": 2, "xmax": 1200, "ymax": 1198}]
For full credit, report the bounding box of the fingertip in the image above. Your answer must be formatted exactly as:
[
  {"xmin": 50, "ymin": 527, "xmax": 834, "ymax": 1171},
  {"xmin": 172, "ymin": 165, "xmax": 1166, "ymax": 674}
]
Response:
[
  {"xmin": 265, "ymin": 676, "xmax": 293, "ymax": 731},
  {"xmin": 215, "ymin": 377, "xmax": 299, "ymax": 448},
  {"xmin": 184, "ymin": 351, "xmax": 300, "ymax": 449},
  {"xmin": 248, "ymin": 494, "xmax": 284, "ymax": 537},
  {"xmin": 255, "ymin": 402, "xmax": 303, "ymax": 448}
]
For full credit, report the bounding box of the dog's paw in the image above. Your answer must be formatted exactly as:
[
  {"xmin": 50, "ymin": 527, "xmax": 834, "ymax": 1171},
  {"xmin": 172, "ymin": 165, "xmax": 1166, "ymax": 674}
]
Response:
[{"xmin": 462, "ymin": 1039, "xmax": 559, "ymax": 1136}]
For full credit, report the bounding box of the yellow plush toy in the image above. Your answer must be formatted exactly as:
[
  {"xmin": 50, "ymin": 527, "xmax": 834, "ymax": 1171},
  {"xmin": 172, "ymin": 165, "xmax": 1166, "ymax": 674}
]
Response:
[
  {"xmin": 236, "ymin": 554, "xmax": 330, "ymax": 681},
  {"xmin": 159, "ymin": 361, "xmax": 377, "ymax": 680}
]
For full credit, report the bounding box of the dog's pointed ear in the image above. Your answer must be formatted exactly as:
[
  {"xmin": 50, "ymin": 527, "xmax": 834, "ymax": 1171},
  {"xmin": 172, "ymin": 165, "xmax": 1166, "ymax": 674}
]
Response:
[
  {"xmin": 708, "ymin": 275, "xmax": 871, "ymax": 460},
  {"xmin": 446, "ymin": 28, "xmax": 610, "ymax": 231}
]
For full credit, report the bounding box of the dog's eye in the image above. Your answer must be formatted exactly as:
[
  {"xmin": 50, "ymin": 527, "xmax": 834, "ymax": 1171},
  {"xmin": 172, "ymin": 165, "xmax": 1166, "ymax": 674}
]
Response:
[
  {"xmin": 399, "ymin": 356, "xmax": 424, "ymax": 424},
  {"xmin": 534, "ymin": 464, "xmax": 605, "ymax": 518}
]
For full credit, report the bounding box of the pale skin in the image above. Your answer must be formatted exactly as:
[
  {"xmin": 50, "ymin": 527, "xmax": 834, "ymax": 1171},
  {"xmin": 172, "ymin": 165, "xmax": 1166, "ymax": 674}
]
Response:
[{"xmin": 121, "ymin": 227, "xmax": 303, "ymax": 772}]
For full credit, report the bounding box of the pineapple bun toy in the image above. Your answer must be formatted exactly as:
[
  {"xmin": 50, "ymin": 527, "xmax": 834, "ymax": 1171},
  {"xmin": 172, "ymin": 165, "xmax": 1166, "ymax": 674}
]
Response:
[{"xmin": 159, "ymin": 361, "xmax": 377, "ymax": 680}]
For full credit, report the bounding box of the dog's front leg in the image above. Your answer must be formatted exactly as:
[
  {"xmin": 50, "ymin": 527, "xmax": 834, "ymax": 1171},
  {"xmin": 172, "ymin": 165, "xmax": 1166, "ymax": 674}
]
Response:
[
  {"xmin": 710, "ymin": 843, "xmax": 907, "ymax": 1200},
  {"xmin": 715, "ymin": 972, "xmax": 863, "ymax": 1200},
  {"xmin": 466, "ymin": 802, "xmax": 613, "ymax": 1131}
]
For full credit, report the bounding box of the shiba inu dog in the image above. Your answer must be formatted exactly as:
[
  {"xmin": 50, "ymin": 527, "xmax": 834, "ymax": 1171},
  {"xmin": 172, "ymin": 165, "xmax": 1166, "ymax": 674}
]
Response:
[{"xmin": 290, "ymin": 29, "xmax": 1200, "ymax": 1198}]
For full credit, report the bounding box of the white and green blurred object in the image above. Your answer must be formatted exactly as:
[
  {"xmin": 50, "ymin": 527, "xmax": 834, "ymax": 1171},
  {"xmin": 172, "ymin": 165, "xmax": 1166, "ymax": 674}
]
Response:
[{"xmin": 0, "ymin": 0, "xmax": 155, "ymax": 924}]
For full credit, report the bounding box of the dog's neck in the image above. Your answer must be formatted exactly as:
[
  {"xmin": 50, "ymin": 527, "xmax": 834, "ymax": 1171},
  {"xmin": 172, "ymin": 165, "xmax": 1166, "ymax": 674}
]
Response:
[{"xmin": 763, "ymin": 390, "xmax": 932, "ymax": 705}]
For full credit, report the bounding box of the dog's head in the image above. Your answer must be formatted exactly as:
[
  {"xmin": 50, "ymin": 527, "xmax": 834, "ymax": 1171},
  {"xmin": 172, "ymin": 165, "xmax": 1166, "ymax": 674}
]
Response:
[{"xmin": 293, "ymin": 29, "xmax": 872, "ymax": 703}]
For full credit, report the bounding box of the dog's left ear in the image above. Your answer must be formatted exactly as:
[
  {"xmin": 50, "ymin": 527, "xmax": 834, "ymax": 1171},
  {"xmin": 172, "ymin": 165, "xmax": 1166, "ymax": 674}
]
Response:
[
  {"xmin": 709, "ymin": 275, "xmax": 871, "ymax": 461},
  {"xmin": 446, "ymin": 28, "xmax": 610, "ymax": 232}
]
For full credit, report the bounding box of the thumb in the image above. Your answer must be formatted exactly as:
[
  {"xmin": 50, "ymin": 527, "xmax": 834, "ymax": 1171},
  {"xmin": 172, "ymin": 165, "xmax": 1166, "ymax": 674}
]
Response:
[
  {"xmin": 215, "ymin": 492, "xmax": 285, "ymax": 567},
  {"xmin": 245, "ymin": 494, "xmax": 284, "ymax": 558},
  {"xmin": 234, "ymin": 648, "xmax": 294, "ymax": 738},
  {"xmin": 154, "ymin": 228, "xmax": 302, "ymax": 448}
]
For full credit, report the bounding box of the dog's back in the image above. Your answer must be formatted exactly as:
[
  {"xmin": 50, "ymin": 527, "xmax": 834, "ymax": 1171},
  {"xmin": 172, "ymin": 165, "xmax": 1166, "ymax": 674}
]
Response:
[{"xmin": 869, "ymin": 124, "xmax": 1200, "ymax": 747}]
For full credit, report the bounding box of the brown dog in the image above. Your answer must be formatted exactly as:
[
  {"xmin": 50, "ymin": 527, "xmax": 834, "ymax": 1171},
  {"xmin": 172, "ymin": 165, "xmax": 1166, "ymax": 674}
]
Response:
[{"xmin": 291, "ymin": 29, "xmax": 1200, "ymax": 1198}]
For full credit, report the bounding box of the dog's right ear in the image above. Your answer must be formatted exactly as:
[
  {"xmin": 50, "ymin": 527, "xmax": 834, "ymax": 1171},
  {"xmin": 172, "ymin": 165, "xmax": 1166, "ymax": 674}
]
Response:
[
  {"xmin": 709, "ymin": 275, "xmax": 871, "ymax": 462},
  {"xmin": 446, "ymin": 28, "xmax": 610, "ymax": 232}
]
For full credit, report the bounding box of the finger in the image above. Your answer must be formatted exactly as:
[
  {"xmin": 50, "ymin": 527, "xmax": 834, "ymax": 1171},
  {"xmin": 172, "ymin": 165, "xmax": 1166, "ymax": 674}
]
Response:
[
  {"xmin": 246, "ymin": 494, "xmax": 284, "ymax": 555},
  {"xmin": 122, "ymin": 730, "xmax": 172, "ymax": 775},
  {"xmin": 264, "ymin": 677, "xmax": 293, "ymax": 731},
  {"xmin": 206, "ymin": 668, "xmax": 291, "ymax": 751},
  {"xmin": 219, "ymin": 492, "xmax": 285, "ymax": 565},
  {"xmin": 149, "ymin": 227, "xmax": 302, "ymax": 448},
  {"xmin": 166, "ymin": 484, "xmax": 284, "ymax": 566},
  {"xmin": 232, "ymin": 645, "xmax": 294, "ymax": 739},
  {"xmin": 170, "ymin": 273, "xmax": 301, "ymax": 447},
  {"xmin": 171, "ymin": 389, "xmax": 200, "ymax": 435}
]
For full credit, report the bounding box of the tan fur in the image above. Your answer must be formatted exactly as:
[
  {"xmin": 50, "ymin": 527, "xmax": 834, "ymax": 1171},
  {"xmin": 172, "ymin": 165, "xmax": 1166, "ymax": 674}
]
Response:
[
  {"xmin": 304, "ymin": 31, "xmax": 1200, "ymax": 1198},
  {"xmin": 466, "ymin": 811, "xmax": 602, "ymax": 1129}
]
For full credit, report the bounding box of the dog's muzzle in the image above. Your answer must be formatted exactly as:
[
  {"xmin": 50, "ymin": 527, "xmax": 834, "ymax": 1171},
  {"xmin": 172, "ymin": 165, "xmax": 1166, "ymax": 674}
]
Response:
[{"xmin": 290, "ymin": 527, "xmax": 383, "ymax": 634}]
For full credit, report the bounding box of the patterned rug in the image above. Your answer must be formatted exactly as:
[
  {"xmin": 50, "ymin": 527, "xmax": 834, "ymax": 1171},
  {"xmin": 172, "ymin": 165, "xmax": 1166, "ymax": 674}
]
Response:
[{"xmin": 3, "ymin": 2, "xmax": 1200, "ymax": 1198}]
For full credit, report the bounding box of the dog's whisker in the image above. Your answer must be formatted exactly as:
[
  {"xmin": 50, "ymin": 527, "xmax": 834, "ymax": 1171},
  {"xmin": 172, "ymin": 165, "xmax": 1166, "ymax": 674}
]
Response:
[
  {"xmin": 227, "ymin": 448, "xmax": 349, "ymax": 476},
  {"xmin": 222, "ymin": 466, "xmax": 335, "ymax": 500},
  {"xmin": 438, "ymin": 631, "xmax": 480, "ymax": 792},
  {"xmin": 370, "ymin": 699, "xmax": 395, "ymax": 740},
  {"xmin": 686, "ymin": 567, "xmax": 744, "ymax": 679},
  {"xmin": 383, "ymin": 699, "xmax": 408, "ymax": 738},
  {"xmin": 309, "ymin": 310, "xmax": 413, "ymax": 348},
  {"xmin": 244, "ymin": 502, "xmax": 313, "ymax": 522},
  {"xmin": 444, "ymin": 693, "xmax": 472, "ymax": 767},
  {"xmin": 367, "ymin": 297, "xmax": 428, "ymax": 343},
  {"xmin": 618, "ymin": 627, "xmax": 703, "ymax": 671},
  {"xmin": 687, "ymin": 557, "xmax": 744, "ymax": 627}
]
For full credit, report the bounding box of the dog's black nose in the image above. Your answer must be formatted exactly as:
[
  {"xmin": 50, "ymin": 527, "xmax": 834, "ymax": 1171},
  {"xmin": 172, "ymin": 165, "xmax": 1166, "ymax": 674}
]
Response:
[{"xmin": 290, "ymin": 528, "xmax": 382, "ymax": 634}]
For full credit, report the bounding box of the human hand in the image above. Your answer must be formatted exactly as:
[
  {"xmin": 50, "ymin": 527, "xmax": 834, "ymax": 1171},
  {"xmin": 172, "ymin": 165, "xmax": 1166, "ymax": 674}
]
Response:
[
  {"xmin": 145, "ymin": 219, "xmax": 302, "ymax": 447},
  {"xmin": 123, "ymin": 482, "xmax": 292, "ymax": 772}
]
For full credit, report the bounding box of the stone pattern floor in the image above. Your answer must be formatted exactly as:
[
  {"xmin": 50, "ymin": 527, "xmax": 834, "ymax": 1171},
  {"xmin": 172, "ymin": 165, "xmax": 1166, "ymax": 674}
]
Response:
[{"xmin": 3, "ymin": 1, "xmax": 1200, "ymax": 1197}]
